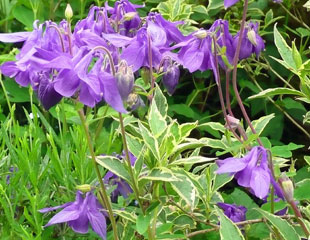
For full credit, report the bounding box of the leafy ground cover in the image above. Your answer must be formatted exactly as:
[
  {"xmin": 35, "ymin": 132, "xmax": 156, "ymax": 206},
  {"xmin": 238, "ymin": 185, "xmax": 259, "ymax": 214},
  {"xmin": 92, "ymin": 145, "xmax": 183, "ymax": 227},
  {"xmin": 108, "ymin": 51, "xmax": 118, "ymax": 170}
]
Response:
[{"xmin": 0, "ymin": 0, "xmax": 310, "ymax": 239}]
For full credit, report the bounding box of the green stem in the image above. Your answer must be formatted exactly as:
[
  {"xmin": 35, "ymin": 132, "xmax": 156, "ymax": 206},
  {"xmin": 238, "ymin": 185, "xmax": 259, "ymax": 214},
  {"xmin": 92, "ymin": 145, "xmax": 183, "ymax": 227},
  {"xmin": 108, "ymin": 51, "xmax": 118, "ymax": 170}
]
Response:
[
  {"xmin": 119, "ymin": 113, "xmax": 154, "ymax": 239},
  {"xmin": 289, "ymin": 200, "xmax": 310, "ymax": 238},
  {"xmin": 77, "ymin": 109, "xmax": 119, "ymax": 240}
]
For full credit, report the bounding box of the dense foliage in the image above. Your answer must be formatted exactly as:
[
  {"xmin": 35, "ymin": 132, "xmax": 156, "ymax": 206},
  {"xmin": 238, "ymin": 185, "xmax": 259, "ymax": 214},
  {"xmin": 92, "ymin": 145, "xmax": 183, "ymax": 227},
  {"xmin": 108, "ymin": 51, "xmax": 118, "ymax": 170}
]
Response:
[{"xmin": 0, "ymin": 0, "xmax": 310, "ymax": 239}]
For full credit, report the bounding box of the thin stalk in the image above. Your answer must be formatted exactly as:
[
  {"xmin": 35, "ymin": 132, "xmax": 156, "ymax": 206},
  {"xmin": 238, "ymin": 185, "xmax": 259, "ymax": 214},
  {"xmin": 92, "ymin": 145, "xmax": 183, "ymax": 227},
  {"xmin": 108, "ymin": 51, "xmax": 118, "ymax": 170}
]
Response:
[
  {"xmin": 288, "ymin": 200, "xmax": 310, "ymax": 238},
  {"xmin": 118, "ymin": 113, "xmax": 145, "ymax": 213},
  {"xmin": 279, "ymin": 3, "xmax": 310, "ymax": 30},
  {"xmin": 77, "ymin": 109, "xmax": 119, "ymax": 240},
  {"xmin": 225, "ymin": 70, "xmax": 248, "ymax": 141},
  {"xmin": 186, "ymin": 216, "xmax": 295, "ymax": 238},
  {"xmin": 212, "ymin": 37, "xmax": 244, "ymax": 144},
  {"xmin": 231, "ymin": 0, "xmax": 263, "ymax": 146}
]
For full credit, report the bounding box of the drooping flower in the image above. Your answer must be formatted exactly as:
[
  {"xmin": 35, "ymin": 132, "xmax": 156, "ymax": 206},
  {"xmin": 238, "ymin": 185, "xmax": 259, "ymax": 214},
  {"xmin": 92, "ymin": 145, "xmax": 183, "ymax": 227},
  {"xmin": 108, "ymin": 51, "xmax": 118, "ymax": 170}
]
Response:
[
  {"xmin": 103, "ymin": 151, "xmax": 136, "ymax": 202},
  {"xmin": 39, "ymin": 191, "xmax": 107, "ymax": 239},
  {"xmin": 209, "ymin": 19, "xmax": 235, "ymax": 69},
  {"xmin": 115, "ymin": 60, "xmax": 134, "ymax": 101},
  {"xmin": 233, "ymin": 21, "xmax": 265, "ymax": 60},
  {"xmin": 161, "ymin": 59, "xmax": 180, "ymax": 95},
  {"xmin": 217, "ymin": 202, "xmax": 247, "ymax": 222},
  {"xmin": 175, "ymin": 29, "xmax": 213, "ymax": 73},
  {"xmin": 147, "ymin": 12, "xmax": 186, "ymax": 44},
  {"xmin": 105, "ymin": 0, "xmax": 143, "ymax": 36},
  {"xmin": 216, "ymin": 146, "xmax": 272, "ymax": 199}
]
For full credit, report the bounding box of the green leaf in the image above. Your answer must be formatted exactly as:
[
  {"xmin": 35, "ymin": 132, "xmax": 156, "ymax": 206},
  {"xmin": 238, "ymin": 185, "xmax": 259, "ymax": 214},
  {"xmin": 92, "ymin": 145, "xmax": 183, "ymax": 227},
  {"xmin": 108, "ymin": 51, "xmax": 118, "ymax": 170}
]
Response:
[
  {"xmin": 179, "ymin": 121, "xmax": 198, "ymax": 140},
  {"xmin": 295, "ymin": 179, "xmax": 310, "ymax": 200},
  {"xmin": 198, "ymin": 122, "xmax": 226, "ymax": 133},
  {"xmin": 271, "ymin": 143, "xmax": 304, "ymax": 158},
  {"xmin": 96, "ymin": 156, "xmax": 130, "ymax": 182},
  {"xmin": 215, "ymin": 206, "xmax": 245, "ymax": 240},
  {"xmin": 255, "ymin": 208, "xmax": 300, "ymax": 240},
  {"xmin": 3, "ymin": 78, "xmax": 31, "ymax": 102},
  {"xmin": 126, "ymin": 134, "xmax": 143, "ymax": 159},
  {"xmin": 170, "ymin": 169, "xmax": 196, "ymax": 209},
  {"xmin": 249, "ymin": 88, "xmax": 304, "ymax": 99},
  {"xmin": 170, "ymin": 156, "xmax": 215, "ymax": 166},
  {"xmin": 149, "ymin": 99, "xmax": 167, "ymax": 138},
  {"xmin": 274, "ymin": 24, "xmax": 296, "ymax": 70},
  {"xmin": 140, "ymin": 168, "xmax": 179, "ymax": 182},
  {"xmin": 138, "ymin": 121, "xmax": 160, "ymax": 160},
  {"xmin": 292, "ymin": 41, "xmax": 302, "ymax": 69},
  {"xmin": 193, "ymin": 5, "xmax": 208, "ymax": 14},
  {"xmin": 12, "ymin": 5, "xmax": 34, "ymax": 30},
  {"xmin": 153, "ymin": 85, "xmax": 168, "ymax": 117},
  {"xmin": 246, "ymin": 114, "xmax": 275, "ymax": 136},
  {"xmin": 136, "ymin": 213, "xmax": 152, "ymax": 235}
]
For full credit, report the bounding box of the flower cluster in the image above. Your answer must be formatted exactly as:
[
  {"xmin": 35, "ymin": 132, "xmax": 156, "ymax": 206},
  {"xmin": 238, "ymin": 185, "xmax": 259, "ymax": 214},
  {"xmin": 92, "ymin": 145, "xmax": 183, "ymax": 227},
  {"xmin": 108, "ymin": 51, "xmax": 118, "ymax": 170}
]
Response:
[{"xmin": 0, "ymin": 0, "xmax": 265, "ymax": 111}]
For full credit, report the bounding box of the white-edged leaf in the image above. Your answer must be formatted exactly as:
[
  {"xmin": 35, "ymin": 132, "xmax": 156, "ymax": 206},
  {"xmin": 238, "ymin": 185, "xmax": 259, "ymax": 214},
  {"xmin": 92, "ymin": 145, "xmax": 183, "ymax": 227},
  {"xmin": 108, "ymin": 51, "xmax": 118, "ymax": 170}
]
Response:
[
  {"xmin": 274, "ymin": 24, "xmax": 296, "ymax": 70},
  {"xmin": 246, "ymin": 114, "xmax": 275, "ymax": 136},
  {"xmin": 96, "ymin": 156, "xmax": 130, "ymax": 182},
  {"xmin": 255, "ymin": 208, "xmax": 299, "ymax": 240},
  {"xmin": 248, "ymin": 88, "xmax": 305, "ymax": 99},
  {"xmin": 170, "ymin": 156, "xmax": 216, "ymax": 166},
  {"xmin": 138, "ymin": 121, "xmax": 160, "ymax": 160}
]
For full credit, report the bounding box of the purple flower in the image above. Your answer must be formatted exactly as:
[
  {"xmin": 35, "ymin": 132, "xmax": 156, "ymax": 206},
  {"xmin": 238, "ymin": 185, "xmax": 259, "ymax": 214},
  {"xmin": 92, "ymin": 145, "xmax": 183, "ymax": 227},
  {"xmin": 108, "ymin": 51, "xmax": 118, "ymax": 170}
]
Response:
[
  {"xmin": 162, "ymin": 60, "xmax": 180, "ymax": 95},
  {"xmin": 216, "ymin": 146, "xmax": 271, "ymax": 199},
  {"xmin": 147, "ymin": 13, "xmax": 186, "ymax": 44},
  {"xmin": 176, "ymin": 29, "xmax": 213, "ymax": 73},
  {"xmin": 104, "ymin": 151, "xmax": 136, "ymax": 202},
  {"xmin": 105, "ymin": 0, "xmax": 143, "ymax": 36},
  {"xmin": 217, "ymin": 202, "xmax": 247, "ymax": 222},
  {"xmin": 115, "ymin": 61, "xmax": 134, "ymax": 101},
  {"xmin": 224, "ymin": 0, "xmax": 240, "ymax": 8},
  {"xmin": 233, "ymin": 22, "xmax": 265, "ymax": 60},
  {"xmin": 39, "ymin": 191, "xmax": 107, "ymax": 239},
  {"xmin": 209, "ymin": 19, "xmax": 235, "ymax": 69}
]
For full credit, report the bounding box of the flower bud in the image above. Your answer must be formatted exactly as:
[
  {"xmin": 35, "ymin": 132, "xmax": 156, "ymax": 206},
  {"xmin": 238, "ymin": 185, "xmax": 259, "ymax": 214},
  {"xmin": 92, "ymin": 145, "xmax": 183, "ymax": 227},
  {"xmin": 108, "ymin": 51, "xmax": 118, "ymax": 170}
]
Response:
[
  {"xmin": 141, "ymin": 67, "xmax": 151, "ymax": 85},
  {"xmin": 76, "ymin": 184, "xmax": 92, "ymax": 193},
  {"xmin": 162, "ymin": 62, "xmax": 180, "ymax": 95},
  {"xmin": 65, "ymin": 4, "xmax": 73, "ymax": 20},
  {"xmin": 247, "ymin": 29, "xmax": 257, "ymax": 46},
  {"xmin": 123, "ymin": 12, "xmax": 137, "ymax": 21},
  {"xmin": 116, "ymin": 61, "xmax": 134, "ymax": 101},
  {"xmin": 279, "ymin": 174, "xmax": 294, "ymax": 202},
  {"xmin": 193, "ymin": 29, "xmax": 207, "ymax": 39},
  {"xmin": 225, "ymin": 115, "xmax": 240, "ymax": 130},
  {"xmin": 127, "ymin": 93, "xmax": 145, "ymax": 110}
]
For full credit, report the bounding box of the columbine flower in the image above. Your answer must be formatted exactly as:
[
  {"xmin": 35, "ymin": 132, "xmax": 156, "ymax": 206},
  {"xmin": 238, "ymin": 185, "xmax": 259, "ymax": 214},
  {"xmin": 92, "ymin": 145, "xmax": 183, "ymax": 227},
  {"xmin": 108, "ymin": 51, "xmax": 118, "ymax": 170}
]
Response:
[
  {"xmin": 217, "ymin": 202, "xmax": 247, "ymax": 222},
  {"xmin": 162, "ymin": 60, "xmax": 180, "ymax": 95},
  {"xmin": 224, "ymin": 0, "xmax": 240, "ymax": 9},
  {"xmin": 105, "ymin": 0, "xmax": 143, "ymax": 36},
  {"xmin": 104, "ymin": 151, "xmax": 136, "ymax": 202},
  {"xmin": 233, "ymin": 22, "xmax": 265, "ymax": 60},
  {"xmin": 147, "ymin": 12, "xmax": 186, "ymax": 44},
  {"xmin": 175, "ymin": 29, "xmax": 212, "ymax": 73},
  {"xmin": 216, "ymin": 146, "xmax": 271, "ymax": 199},
  {"xmin": 39, "ymin": 191, "xmax": 107, "ymax": 239}
]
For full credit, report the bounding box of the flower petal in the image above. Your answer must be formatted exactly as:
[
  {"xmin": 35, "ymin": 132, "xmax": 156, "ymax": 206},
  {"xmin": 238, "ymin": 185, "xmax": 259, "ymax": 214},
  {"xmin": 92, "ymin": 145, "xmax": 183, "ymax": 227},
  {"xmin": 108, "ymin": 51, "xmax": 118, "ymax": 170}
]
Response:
[
  {"xmin": 216, "ymin": 157, "xmax": 248, "ymax": 174},
  {"xmin": 250, "ymin": 167, "xmax": 270, "ymax": 199},
  {"xmin": 0, "ymin": 32, "xmax": 31, "ymax": 42}
]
